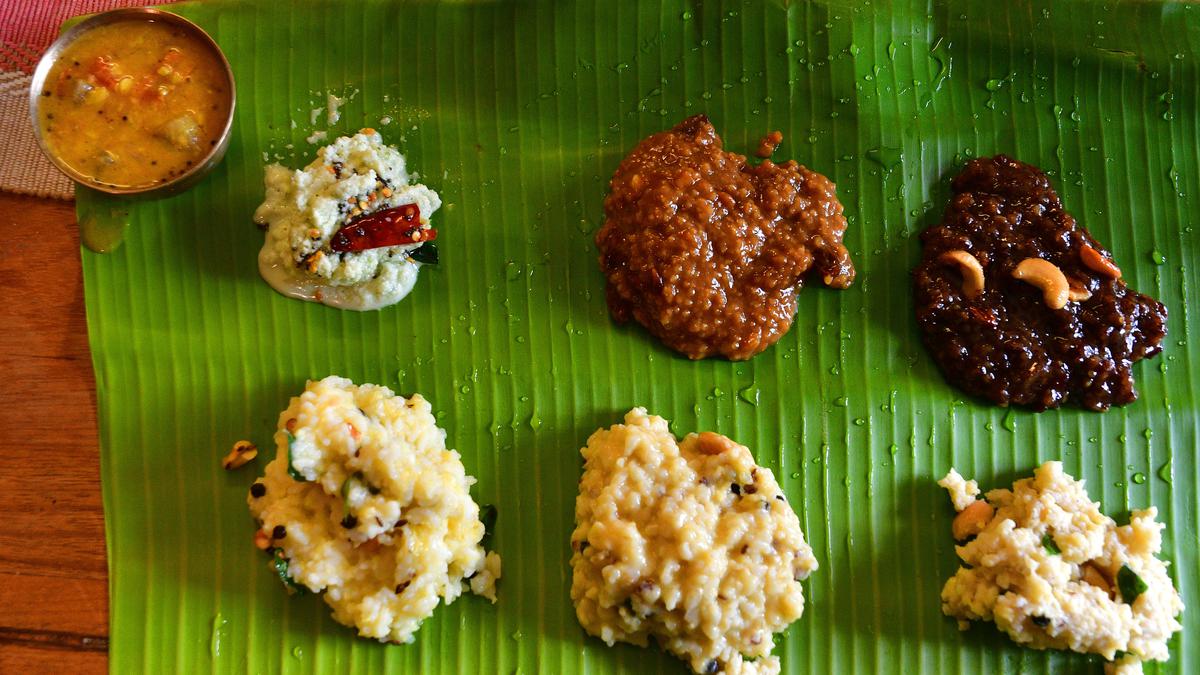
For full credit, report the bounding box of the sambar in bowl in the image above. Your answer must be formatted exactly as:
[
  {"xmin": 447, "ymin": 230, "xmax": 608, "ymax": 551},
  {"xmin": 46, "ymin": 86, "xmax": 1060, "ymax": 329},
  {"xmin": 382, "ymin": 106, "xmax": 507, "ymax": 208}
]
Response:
[{"xmin": 30, "ymin": 8, "xmax": 235, "ymax": 195}]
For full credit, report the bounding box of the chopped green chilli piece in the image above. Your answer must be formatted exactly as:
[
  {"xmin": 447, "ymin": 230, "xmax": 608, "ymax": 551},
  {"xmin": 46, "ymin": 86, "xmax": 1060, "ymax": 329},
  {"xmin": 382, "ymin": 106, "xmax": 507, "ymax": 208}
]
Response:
[
  {"xmin": 272, "ymin": 552, "xmax": 306, "ymax": 595},
  {"xmin": 479, "ymin": 503, "xmax": 497, "ymax": 548},
  {"xmin": 1117, "ymin": 564, "xmax": 1148, "ymax": 604},
  {"xmin": 1042, "ymin": 533, "xmax": 1060, "ymax": 555},
  {"xmin": 285, "ymin": 431, "xmax": 306, "ymax": 482}
]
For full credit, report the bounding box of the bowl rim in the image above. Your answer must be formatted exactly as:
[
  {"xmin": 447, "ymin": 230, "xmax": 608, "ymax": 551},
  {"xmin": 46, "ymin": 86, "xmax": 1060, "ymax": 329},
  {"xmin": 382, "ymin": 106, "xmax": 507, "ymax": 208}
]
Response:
[{"xmin": 28, "ymin": 7, "xmax": 237, "ymax": 196}]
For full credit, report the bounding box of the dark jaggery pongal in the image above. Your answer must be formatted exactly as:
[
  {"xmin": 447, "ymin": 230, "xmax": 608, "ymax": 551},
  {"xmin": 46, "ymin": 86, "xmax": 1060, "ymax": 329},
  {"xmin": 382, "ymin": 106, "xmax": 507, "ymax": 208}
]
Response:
[
  {"xmin": 596, "ymin": 115, "xmax": 855, "ymax": 361},
  {"xmin": 913, "ymin": 155, "xmax": 1167, "ymax": 411}
]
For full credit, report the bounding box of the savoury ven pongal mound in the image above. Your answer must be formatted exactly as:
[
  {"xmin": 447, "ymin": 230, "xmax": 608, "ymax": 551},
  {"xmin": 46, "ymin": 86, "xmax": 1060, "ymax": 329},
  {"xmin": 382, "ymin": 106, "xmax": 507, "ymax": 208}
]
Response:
[
  {"xmin": 570, "ymin": 408, "xmax": 818, "ymax": 675},
  {"xmin": 939, "ymin": 462, "xmax": 1182, "ymax": 674},
  {"xmin": 596, "ymin": 115, "xmax": 855, "ymax": 361},
  {"xmin": 247, "ymin": 376, "xmax": 500, "ymax": 643}
]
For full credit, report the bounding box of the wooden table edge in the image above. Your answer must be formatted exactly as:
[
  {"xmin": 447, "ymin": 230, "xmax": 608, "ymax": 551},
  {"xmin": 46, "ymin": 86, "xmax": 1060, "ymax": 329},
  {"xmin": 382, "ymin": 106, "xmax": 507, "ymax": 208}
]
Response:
[{"xmin": 0, "ymin": 192, "xmax": 109, "ymax": 675}]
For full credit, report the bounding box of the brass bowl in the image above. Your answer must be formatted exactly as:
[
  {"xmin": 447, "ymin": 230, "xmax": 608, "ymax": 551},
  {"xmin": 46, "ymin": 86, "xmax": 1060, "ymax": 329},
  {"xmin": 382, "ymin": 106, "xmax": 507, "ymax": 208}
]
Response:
[{"xmin": 28, "ymin": 8, "xmax": 236, "ymax": 197}]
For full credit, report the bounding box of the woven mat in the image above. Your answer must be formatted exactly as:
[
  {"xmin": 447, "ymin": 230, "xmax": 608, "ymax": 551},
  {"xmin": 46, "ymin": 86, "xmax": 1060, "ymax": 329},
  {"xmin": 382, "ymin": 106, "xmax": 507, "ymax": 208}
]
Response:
[{"xmin": 0, "ymin": 0, "xmax": 171, "ymax": 200}]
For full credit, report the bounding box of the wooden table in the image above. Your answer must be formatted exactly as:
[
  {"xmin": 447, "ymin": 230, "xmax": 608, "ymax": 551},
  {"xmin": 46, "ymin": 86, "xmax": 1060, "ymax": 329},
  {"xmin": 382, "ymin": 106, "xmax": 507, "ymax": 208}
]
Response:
[{"xmin": 0, "ymin": 192, "xmax": 107, "ymax": 673}]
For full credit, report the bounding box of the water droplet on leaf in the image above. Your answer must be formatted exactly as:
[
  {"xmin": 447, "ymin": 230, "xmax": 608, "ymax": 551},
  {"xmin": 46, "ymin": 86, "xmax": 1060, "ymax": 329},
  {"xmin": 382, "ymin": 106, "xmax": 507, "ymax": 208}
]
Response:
[{"xmin": 1158, "ymin": 459, "xmax": 1173, "ymax": 483}]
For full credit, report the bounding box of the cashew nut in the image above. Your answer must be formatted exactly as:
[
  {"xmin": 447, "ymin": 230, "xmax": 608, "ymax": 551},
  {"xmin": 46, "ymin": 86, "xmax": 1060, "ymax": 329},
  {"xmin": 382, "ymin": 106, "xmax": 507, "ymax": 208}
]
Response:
[
  {"xmin": 1013, "ymin": 258, "xmax": 1069, "ymax": 309},
  {"xmin": 939, "ymin": 250, "xmax": 985, "ymax": 298},
  {"xmin": 952, "ymin": 499, "xmax": 994, "ymax": 541},
  {"xmin": 222, "ymin": 440, "xmax": 258, "ymax": 470},
  {"xmin": 1080, "ymin": 244, "xmax": 1122, "ymax": 279},
  {"xmin": 695, "ymin": 431, "xmax": 736, "ymax": 456},
  {"xmin": 1081, "ymin": 562, "xmax": 1113, "ymax": 597}
]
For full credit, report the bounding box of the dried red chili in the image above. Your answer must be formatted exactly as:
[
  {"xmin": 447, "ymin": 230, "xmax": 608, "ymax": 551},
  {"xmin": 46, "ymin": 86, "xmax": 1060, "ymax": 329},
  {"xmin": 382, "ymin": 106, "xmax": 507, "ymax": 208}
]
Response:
[{"xmin": 329, "ymin": 203, "xmax": 437, "ymax": 253}]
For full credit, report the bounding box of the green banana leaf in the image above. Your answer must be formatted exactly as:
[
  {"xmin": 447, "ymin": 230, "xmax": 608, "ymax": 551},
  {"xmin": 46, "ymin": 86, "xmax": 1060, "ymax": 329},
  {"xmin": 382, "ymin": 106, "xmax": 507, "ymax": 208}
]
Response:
[{"xmin": 78, "ymin": 0, "xmax": 1198, "ymax": 672}]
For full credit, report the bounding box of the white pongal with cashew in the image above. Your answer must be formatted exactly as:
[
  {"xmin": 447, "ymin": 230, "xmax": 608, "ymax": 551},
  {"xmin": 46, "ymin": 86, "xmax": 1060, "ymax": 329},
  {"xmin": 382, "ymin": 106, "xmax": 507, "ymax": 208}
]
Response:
[
  {"xmin": 570, "ymin": 408, "xmax": 818, "ymax": 675},
  {"xmin": 939, "ymin": 462, "xmax": 1182, "ymax": 675},
  {"xmin": 247, "ymin": 376, "xmax": 500, "ymax": 643}
]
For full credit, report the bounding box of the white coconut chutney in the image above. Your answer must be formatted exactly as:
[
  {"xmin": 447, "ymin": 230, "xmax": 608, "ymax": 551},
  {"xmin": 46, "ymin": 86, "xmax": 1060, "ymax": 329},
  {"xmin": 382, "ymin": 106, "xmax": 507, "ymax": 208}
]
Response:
[{"xmin": 254, "ymin": 131, "xmax": 441, "ymax": 310}]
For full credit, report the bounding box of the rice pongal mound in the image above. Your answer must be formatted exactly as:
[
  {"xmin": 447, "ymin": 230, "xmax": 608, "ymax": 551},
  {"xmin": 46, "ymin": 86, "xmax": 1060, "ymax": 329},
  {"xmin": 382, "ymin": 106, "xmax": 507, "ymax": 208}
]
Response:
[
  {"xmin": 570, "ymin": 408, "xmax": 817, "ymax": 675},
  {"xmin": 939, "ymin": 462, "xmax": 1182, "ymax": 675},
  {"xmin": 247, "ymin": 376, "xmax": 500, "ymax": 643}
]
